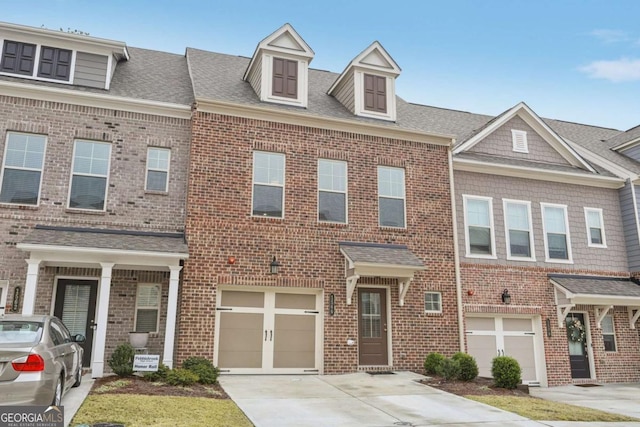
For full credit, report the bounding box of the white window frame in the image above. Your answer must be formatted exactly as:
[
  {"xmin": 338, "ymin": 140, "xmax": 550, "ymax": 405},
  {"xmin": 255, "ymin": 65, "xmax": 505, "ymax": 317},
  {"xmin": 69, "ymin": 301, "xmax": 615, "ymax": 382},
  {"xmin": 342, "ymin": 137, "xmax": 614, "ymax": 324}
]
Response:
[
  {"xmin": 512, "ymin": 129, "xmax": 528, "ymax": 153},
  {"xmin": 145, "ymin": 147, "xmax": 171, "ymax": 192},
  {"xmin": 541, "ymin": 202, "xmax": 573, "ymax": 263},
  {"xmin": 261, "ymin": 53, "xmax": 309, "ymax": 108},
  {"xmin": 503, "ymin": 199, "xmax": 535, "ymax": 261},
  {"xmin": 0, "ymin": 280, "xmax": 8, "ymax": 315},
  {"xmin": 377, "ymin": 166, "xmax": 406, "ymax": 229},
  {"xmin": 0, "ymin": 132, "xmax": 47, "ymax": 206},
  {"xmin": 424, "ymin": 292, "xmax": 442, "ymax": 314},
  {"xmin": 251, "ymin": 151, "xmax": 285, "ymax": 218},
  {"xmin": 317, "ymin": 159, "xmax": 347, "ymax": 224},
  {"xmin": 584, "ymin": 207, "xmax": 607, "ymax": 248},
  {"xmin": 0, "ymin": 40, "xmax": 77, "ymax": 85},
  {"xmin": 67, "ymin": 140, "xmax": 111, "ymax": 211},
  {"xmin": 134, "ymin": 283, "xmax": 161, "ymax": 334},
  {"xmin": 463, "ymin": 195, "xmax": 496, "ymax": 259},
  {"xmin": 354, "ymin": 71, "xmax": 397, "ymax": 121},
  {"xmin": 601, "ymin": 314, "xmax": 617, "ymax": 352}
]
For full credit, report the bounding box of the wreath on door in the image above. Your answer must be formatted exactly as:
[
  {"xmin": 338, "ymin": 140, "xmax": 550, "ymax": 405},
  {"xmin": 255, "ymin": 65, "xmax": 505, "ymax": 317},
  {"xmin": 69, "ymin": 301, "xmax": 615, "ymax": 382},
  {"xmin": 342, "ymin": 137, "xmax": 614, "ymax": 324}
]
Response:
[{"xmin": 566, "ymin": 317, "xmax": 586, "ymax": 342}]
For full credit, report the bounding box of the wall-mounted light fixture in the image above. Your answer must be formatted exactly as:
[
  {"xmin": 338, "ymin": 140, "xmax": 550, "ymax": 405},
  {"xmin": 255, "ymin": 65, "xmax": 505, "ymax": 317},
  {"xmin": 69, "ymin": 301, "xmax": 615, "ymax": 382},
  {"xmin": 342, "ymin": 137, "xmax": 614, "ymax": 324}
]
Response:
[
  {"xmin": 269, "ymin": 256, "xmax": 281, "ymax": 274},
  {"xmin": 329, "ymin": 293, "xmax": 335, "ymax": 316},
  {"xmin": 546, "ymin": 318, "xmax": 552, "ymax": 337},
  {"xmin": 501, "ymin": 289, "xmax": 511, "ymax": 305}
]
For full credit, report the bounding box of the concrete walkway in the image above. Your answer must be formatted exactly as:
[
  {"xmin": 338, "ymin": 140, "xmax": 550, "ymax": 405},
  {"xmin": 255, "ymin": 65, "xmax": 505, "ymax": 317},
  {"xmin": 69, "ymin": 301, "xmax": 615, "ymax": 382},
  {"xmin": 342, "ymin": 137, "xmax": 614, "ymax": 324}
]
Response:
[{"xmin": 62, "ymin": 374, "xmax": 94, "ymax": 427}]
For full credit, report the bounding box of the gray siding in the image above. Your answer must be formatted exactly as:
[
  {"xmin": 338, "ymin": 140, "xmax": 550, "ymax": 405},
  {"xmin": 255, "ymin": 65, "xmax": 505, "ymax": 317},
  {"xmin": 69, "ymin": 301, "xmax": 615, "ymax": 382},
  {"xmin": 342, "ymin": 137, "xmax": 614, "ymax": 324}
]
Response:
[
  {"xmin": 247, "ymin": 54, "xmax": 262, "ymax": 97},
  {"xmin": 454, "ymin": 170, "xmax": 628, "ymax": 272},
  {"xmin": 620, "ymin": 145, "xmax": 640, "ymax": 162},
  {"xmin": 469, "ymin": 116, "xmax": 571, "ymax": 166},
  {"xmin": 73, "ymin": 52, "xmax": 108, "ymax": 89},
  {"xmin": 622, "ymin": 182, "xmax": 640, "ymax": 270},
  {"xmin": 333, "ymin": 72, "xmax": 355, "ymax": 114}
]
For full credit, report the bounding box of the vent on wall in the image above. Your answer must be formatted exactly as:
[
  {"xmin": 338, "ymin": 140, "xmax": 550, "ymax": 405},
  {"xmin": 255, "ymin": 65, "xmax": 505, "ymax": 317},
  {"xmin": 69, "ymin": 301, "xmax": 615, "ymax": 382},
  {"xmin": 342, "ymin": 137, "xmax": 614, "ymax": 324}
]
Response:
[{"xmin": 512, "ymin": 129, "xmax": 528, "ymax": 153}]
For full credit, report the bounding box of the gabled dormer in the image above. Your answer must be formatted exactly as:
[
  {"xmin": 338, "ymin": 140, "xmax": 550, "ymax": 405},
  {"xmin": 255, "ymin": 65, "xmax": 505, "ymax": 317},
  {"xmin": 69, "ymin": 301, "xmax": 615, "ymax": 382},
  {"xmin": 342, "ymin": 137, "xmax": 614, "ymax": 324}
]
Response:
[
  {"xmin": 0, "ymin": 22, "xmax": 128, "ymax": 89},
  {"xmin": 328, "ymin": 41, "xmax": 401, "ymax": 122},
  {"xmin": 243, "ymin": 23, "xmax": 314, "ymax": 108}
]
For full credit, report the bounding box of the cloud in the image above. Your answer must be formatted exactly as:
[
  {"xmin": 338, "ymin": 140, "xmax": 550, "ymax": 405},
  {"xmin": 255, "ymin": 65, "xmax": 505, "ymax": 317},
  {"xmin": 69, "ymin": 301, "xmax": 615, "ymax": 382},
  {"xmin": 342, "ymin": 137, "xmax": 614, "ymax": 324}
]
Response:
[
  {"xmin": 580, "ymin": 58, "xmax": 640, "ymax": 82},
  {"xmin": 589, "ymin": 29, "xmax": 631, "ymax": 44}
]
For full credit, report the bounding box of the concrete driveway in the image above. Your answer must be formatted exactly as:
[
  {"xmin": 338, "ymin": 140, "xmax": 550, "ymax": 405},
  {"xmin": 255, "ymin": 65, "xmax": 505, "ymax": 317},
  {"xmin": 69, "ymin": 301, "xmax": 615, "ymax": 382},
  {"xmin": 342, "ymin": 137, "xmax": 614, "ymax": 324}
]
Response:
[{"xmin": 220, "ymin": 372, "xmax": 542, "ymax": 427}]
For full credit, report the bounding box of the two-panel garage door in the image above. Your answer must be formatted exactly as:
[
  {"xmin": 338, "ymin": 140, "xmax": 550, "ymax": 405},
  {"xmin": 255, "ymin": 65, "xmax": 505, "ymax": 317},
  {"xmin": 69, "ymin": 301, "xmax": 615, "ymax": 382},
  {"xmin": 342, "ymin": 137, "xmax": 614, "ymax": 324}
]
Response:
[{"xmin": 214, "ymin": 288, "xmax": 322, "ymax": 374}]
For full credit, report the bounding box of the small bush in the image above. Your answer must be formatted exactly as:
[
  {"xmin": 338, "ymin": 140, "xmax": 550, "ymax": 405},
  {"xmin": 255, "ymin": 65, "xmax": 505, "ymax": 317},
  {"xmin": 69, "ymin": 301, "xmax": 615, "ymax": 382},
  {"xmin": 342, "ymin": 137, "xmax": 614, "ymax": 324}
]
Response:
[
  {"xmin": 436, "ymin": 358, "xmax": 461, "ymax": 381},
  {"xmin": 165, "ymin": 368, "xmax": 199, "ymax": 386},
  {"xmin": 491, "ymin": 356, "xmax": 521, "ymax": 389},
  {"xmin": 143, "ymin": 363, "xmax": 170, "ymax": 382},
  {"xmin": 424, "ymin": 352, "xmax": 446, "ymax": 375},
  {"xmin": 452, "ymin": 352, "xmax": 479, "ymax": 381},
  {"xmin": 108, "ymin": 343, "xmax": 135, "ymax": 377},
  {"xmin": 182, "ymin": 357, "xmax": 220, "ymax": 385}
]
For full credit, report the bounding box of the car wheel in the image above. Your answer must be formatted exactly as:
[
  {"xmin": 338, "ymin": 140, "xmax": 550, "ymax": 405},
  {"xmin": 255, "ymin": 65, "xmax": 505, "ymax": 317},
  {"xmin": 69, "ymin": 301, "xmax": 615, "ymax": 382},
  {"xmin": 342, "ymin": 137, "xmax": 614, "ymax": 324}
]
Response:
[
  {"xmin": 52, "ymin": 376, "xmax": 63, "ymax": 406},
  {"xmin": 73, "ymin": 364, "xmax": 82, "ymax": 387}
]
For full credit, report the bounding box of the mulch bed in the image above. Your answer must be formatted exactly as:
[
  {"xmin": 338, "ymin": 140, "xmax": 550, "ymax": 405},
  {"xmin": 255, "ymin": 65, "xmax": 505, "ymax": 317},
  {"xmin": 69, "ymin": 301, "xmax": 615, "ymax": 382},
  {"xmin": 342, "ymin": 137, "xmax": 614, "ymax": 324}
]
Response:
[
  {"xmin": 91, "ymin": 375, "xmax": 229, "ymax": 399},
  {"xmin": 421, "ymin": 376, "xmax": 531, "ymax": 397}
]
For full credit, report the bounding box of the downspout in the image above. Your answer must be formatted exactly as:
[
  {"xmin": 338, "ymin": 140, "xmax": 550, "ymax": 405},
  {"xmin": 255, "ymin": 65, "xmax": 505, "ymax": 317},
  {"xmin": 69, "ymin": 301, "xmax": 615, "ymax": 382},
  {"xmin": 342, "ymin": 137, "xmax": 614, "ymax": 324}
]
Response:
[{"xmin": 448, "ymin": 148, "xmax": 465, "ymax": 352}]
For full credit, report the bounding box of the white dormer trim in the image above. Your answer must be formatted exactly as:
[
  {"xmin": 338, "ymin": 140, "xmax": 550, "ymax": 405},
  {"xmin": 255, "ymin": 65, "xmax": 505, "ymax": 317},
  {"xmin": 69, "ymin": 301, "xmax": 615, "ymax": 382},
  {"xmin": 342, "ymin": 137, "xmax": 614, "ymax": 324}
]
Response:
[
  {"xmin": 611, "ymin": 135, "xmax": 640, "ymax": 152},
  {"xmin": 453, "ymin": 102, "xmax": 596, "ymax": 173},
  {"xmin": 243, "ymin": 23, "xmax": 314, "ymax": 108},
  {"xmin": 353, "ymin": 68, "xmax": 397, "ymax": 121}
]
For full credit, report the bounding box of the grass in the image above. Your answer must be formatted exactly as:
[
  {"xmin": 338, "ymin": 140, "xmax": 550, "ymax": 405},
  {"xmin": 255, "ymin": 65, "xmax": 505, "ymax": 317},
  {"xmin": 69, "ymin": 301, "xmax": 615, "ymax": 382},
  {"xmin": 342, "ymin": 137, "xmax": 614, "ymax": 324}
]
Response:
[
  {"xmin": 71, "ymin": 395, "xmax": 252, "ymax": 427},
  {"xmin": 467, "ymin": 395, "xmax": 640, "ymax": 422}
]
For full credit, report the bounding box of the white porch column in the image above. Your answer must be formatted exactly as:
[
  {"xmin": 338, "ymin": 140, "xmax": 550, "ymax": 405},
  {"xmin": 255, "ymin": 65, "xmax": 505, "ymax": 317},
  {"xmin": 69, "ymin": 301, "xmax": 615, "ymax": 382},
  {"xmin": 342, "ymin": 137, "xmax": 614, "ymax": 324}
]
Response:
[
  {"xmin": 163, "ymin": 265, "xmax": 182, "ymax": 368},
  {"xmin": 21, "ymin": 259, "xmax": 41, "ymax": 315},
  {"xmin": 91, "ymin": 263, "xmax": 114, "ymax": 378}
]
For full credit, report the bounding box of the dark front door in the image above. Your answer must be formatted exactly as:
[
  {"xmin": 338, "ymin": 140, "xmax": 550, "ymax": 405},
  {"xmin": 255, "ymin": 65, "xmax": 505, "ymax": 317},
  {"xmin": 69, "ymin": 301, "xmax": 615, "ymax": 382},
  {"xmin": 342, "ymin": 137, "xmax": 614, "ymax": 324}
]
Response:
[
  {"xmin": 566, "ymin": 313, "xmax": 591, "ymax": 379},
  {"xmin": 358, "ymin": 288, "xmax": 388, "ymax": 365},
  {"xmin": 54, "ymin": 279, "xmax": 98, "ymax": 367}
]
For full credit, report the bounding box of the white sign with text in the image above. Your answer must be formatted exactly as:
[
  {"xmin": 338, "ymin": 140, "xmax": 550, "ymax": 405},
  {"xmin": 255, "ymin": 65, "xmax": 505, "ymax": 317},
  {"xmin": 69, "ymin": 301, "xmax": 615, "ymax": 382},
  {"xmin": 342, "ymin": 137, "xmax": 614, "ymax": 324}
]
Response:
[{"xmin": 133, "ymin": 354, "xmax": 160, "ymax": 371}]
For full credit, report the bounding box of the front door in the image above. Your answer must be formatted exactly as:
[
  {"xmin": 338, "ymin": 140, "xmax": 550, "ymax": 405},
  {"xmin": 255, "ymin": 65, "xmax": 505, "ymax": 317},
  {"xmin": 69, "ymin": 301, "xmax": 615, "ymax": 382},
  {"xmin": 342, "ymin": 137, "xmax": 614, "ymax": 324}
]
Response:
[
  {"xmin": 566, "ymin": 313, "xmax": 591, "ymax": 379},
  {"xmin": 358, "ymin": 288, "xmax": 388, "ymax": 366},
  {"xmin": 54, "ymin": 279, "xmax": 98, "ymax": 367}
]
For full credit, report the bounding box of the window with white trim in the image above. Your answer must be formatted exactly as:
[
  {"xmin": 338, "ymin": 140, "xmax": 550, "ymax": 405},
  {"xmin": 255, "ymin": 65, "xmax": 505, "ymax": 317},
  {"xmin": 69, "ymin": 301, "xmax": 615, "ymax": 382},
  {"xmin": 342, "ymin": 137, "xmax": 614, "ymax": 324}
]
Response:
[
  {"xmin": 512, "ymin": 130, "xmax": 528, "ymax": 153},
  {"xmin": 377, "ymin": 166, "xmax": 405, "ymax": 228},
  {"xmin": 601, "ymin": 314, "xmax": 616, "ymax": 352},
  {"xmin": 135, "ymin": 284, "xmax": 161, "ymax": 333},
  {"xmin": 69, "ymin": 140, "xmax": 111, "ymax": 210},
  {"xmin": 0, "ymin": 280, "xmax": 8, "ymax": 315},
  {"xmin": 504, "ymin": 199, "xmax": 535, "ymax": 260},
  {"xmin": 0, "ymin": 132, "xmax": 46, "ymax": 205},
  {"xmin": 146, "ymin": 147, "xmax": 170, "ymax": 192},
  {"xmin": 1, "ymin": 40, "xmax": 73, "ymax": 82},
  {"xmin": 424, "ymin": 292, "xmax": 442, "ymax": 313},
  {"xmin": 318, "ymin": 159, "xmax": 347, "ymax": 223},
  {"xmin": 541, "ymin": 203, "xmax": 572, "ymax": 262},
  {"xmin": 252, "ymin": 151, "xmax": 285, "ymax": 218},
  {"xmin": 585, "ymin": 207, "xmax": 606, "ymax": 247},
  {"xmin": 463, "ymin": 195, "xmax": 495, "ymax": 257}
]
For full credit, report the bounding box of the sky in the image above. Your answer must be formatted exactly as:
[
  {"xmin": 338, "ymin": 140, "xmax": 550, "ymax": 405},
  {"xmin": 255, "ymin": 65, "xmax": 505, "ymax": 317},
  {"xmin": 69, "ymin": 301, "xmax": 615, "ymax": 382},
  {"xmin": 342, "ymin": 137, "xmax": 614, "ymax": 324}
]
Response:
[{"xmin": 2, "ymin": 0, "xmax": 640, "ymax": 131}]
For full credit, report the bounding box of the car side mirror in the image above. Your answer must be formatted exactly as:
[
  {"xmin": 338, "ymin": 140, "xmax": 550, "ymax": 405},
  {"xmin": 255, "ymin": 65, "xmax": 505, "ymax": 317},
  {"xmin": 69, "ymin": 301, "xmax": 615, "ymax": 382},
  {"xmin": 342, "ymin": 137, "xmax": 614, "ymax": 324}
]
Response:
[{"xmin": 73, "ymin": 334, "xmax": 86, "ymax": 343}]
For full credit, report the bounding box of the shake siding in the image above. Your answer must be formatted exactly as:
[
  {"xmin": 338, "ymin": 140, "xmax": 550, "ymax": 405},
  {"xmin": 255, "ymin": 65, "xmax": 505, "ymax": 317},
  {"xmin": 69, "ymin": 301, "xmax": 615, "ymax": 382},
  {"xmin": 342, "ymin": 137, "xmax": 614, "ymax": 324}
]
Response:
[
  {"xmin": 620, "ymin": 145, "xmax": 640, "ymax": 162},
  {"xmin": 333, "ymin": 72, "xmax": 355, "ymax": 114},
  {"xmin": 623, "ymin": 182, "xmax": 640, "ymax": 271},
  {"xmin": 247, "ymin": 55, "xmax": 262, "ymax": 96},
  {"xmin": 73, "ymin": 52, "xmax": 108, "ymax": 89}
]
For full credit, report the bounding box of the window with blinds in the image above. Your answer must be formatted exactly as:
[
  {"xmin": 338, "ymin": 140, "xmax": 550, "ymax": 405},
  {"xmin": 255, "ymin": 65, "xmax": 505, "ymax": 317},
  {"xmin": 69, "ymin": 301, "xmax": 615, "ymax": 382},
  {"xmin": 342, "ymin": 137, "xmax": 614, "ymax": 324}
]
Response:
[
  {"xmin": 135, "ymin": 284, "xmax": 160, "ymax": 333},
  {"xmin": 61, "ymin": 284, "xmax": 91, "ymax": 337}
]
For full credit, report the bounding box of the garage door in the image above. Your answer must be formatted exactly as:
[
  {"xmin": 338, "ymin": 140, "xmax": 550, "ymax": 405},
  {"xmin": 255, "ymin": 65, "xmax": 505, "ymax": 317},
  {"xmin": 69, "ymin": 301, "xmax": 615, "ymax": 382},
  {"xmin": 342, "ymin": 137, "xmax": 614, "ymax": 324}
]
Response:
[
  {"xmin": 215, "ymin": 288, "xmax": 321, "ymax": 374},
  {"xmin": 466, "ymin": 316, "xmax": 542, "ymax": 385}
]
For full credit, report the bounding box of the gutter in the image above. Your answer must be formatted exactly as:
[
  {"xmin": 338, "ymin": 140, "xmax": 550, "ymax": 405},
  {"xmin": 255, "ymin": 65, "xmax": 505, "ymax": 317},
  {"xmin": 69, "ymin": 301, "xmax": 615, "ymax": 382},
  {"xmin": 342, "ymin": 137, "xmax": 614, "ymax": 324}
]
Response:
[{"xmin": 448, "ymin": 149, "xmax": 466, "ymax": 352}]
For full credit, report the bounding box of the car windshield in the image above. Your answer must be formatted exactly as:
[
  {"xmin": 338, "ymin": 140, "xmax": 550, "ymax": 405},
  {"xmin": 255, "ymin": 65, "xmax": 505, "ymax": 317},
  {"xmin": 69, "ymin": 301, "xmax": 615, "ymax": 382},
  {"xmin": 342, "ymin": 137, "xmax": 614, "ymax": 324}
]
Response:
[{"xmin": 0, "ymin": 321, "xmax": 44, "ymax": 344}]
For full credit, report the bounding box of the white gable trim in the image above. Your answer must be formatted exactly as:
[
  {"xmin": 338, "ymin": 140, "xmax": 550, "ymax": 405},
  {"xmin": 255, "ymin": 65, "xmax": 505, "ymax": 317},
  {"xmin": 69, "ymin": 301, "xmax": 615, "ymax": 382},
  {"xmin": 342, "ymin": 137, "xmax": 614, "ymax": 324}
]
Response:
[
  {"xmin": 612, "ymin": 136, "xmax": 640, "ymax": 152},
  {"xmin": 565, "ymin": 139, "xmax": 638, "ymax": 181},
  {"xmin": 453, "ymin": 102, "xmax": 596, "ymax": 173}
]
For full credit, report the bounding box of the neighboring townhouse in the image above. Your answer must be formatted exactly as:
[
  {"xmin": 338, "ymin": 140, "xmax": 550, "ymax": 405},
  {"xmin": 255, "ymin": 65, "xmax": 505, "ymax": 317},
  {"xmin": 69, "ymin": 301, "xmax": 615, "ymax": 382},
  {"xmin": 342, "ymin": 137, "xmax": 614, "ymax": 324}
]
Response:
[
  {"xmin": 0, "ymin": 22, "xmax": 192, "ymax": 377},
  {"xmin": 177, "ymin": 24, "xmax": 461, "ymax": 374}
]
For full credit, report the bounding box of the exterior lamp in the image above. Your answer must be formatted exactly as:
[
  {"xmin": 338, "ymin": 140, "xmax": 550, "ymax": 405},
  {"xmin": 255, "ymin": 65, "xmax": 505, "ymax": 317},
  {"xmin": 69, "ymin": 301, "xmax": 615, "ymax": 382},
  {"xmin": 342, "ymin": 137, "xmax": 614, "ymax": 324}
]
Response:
[
  {"xmin": 501, "ymin": 289, "xmax": 511, "ymax": 305},
  {"xmin": 269, "ymin": 256, "xmax": 281, "ymax": 274}
]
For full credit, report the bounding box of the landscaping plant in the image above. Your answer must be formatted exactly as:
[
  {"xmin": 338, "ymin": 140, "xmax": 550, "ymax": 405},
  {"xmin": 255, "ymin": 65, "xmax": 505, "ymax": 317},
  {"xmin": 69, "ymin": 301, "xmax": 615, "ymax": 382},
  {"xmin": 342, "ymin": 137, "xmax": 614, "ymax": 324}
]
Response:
[
  {"xmin": 423, "ymin": 352, "xmax": 446, "ymax": 375},
  {"xmin": 165, "ymin": 368, "xmax": 199, "ymax": 386},
  {"xmin": 108, "ymin": 343, "xmax": 135, "ymax": 377},
  {"xmin": 143, "ymin": 363, "xmax": 170, "ymax": 382},
  {"xmin": 182, "ymin": 357, "xmax": 220, "ymax": 385},
  {"xmin": 436, "ymin": 357, "xmax": 461, "ymax": 381},
  {"xmin": 452, "ymin": 352, "xmax": 479, "ymax": 381},
  {"xmin": 491, "ymin": 356, "xmax": 522, "ymax": 389}
]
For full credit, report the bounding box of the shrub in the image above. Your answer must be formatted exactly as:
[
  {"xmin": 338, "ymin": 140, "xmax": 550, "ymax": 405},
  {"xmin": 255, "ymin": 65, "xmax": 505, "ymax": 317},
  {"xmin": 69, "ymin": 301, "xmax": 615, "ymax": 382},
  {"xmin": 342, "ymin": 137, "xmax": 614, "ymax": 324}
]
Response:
[
  {"xmin": 108, "ymin": 343, "xmax": 135, "ymax": 377},
  {"xmin": 436, "ymin": 358, "xmax": 461, "ymax": 381},
  {"xmin": 165, "ymin": 368, "xmax": 199, "ymax": 386},
  {"xmin": 143, "ymin": 363, "xmax": 171, "ymax": 382},
  {"xmin": 491, "ymin": 356, "xmax": 521, "ymax": 389},
  {"xmin": 182, "ymin": 357, "xmax": 220, "ymax": 385},
  {"xmin": 452, "ymin": 352, "xmax": 479, "ymax": 381},
  {"xmin": 424, "ymin": 352, "xmax": 446, "ymax": 375}
]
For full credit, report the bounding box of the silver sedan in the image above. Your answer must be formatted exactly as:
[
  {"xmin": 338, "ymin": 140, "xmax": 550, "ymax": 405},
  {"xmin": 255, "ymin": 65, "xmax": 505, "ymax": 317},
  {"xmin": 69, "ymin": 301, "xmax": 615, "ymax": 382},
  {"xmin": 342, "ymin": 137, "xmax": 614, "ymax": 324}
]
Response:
[{"xmin": 0, "ymin": 314, "xmax": 85, "ymax": 406}]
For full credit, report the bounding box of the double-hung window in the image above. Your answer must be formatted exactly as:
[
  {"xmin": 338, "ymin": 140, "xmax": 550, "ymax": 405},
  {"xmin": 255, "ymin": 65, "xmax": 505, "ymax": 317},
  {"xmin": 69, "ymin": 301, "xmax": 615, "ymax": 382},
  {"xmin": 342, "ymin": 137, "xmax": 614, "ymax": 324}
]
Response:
[
  {"xmin": 504, "ymin": 199, "xmax": 535, "ymax": 260},
  {"xmin": 0, "ymin": 132, "xmax": 46, "ymax": 205},
  {"xmin": 377, "ymin": 166, "xmax": 405, "ymax": 228},
  {"xmin": 424, "ymin": 292, "xmax": 442, "ymax": 314},
  {"xmin": 541, "ymin": 203, "xmax": 572, "ymax": 262},
  {"xmin": 318, "ymin": 159, "xmax": 347, "ymax": 223},
  {"xmin": 69, "ymin": 140, "xmax": 111, "ymax": 210},
  {"xmin": 252, "ymin": 151, "xmax": 285, "ymax": 218},
  {"xmin": 146, "ymin": 148, "xmax": 170, "ymax": 192},
  {"xmin": 601, "ymin": 314, "xmax": 616, "ymax": 352},
  {"xmin": 135, "ymin": 284, "xmax": 161, "ymax": 333},
  {"xmin": 463, "ymin": 195, "xmax": 495, "ymax": 257},
  {"xmin": 584, "ymin": 207, "xmax": 606, "ymax": 247}
]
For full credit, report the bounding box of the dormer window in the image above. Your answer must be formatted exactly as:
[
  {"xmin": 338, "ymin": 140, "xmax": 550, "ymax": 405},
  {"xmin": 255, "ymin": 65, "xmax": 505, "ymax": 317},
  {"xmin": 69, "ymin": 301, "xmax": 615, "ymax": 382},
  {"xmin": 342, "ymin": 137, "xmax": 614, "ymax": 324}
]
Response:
[
  {"xmin": 37, "ymin": 46, "xmax": 72, "ymax": 81},
  {"xmin": 1, "ymin": 40, "xmax": 36, "ymax": 75},
  {"xmin": 512, "ymin": 130, "xmax": 528, "ymax": 153},
  {"xmin": 1, "ymin": 40, "xmax": 72, "ymax": 82},
  {"xmin": 364, "ymin": 74, "xmax": 386, "ymax": 113},
  {"xmin": 272, "ymin": 57, "xmax": 297, "ymax": 99}
]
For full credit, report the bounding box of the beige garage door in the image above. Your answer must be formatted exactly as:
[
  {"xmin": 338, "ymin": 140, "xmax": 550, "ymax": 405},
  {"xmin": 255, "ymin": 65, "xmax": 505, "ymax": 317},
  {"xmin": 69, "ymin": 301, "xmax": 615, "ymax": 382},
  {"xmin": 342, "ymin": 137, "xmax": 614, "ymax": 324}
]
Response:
[
  {"xmin": 216, "ymin": 289, "xmax": 320, "ymax": 374},
  {"xmin": 466, "ymin": 316, "xmax": 540, "ymax": 385}
]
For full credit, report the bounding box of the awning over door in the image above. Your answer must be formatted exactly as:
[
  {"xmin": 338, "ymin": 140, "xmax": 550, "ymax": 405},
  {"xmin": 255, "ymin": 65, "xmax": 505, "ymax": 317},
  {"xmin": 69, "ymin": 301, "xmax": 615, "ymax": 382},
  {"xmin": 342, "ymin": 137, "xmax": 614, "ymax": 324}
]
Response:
[
  {"xmin": 550, "ymin": 274, "xmax": 640, "ymax": 329},
  {"xmin": 339, "ymin": 242, "xmax": 425, "ymax": 306}
]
